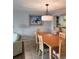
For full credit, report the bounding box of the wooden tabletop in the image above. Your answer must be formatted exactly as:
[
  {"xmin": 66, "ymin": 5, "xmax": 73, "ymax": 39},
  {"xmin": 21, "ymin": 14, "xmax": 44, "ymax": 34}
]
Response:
[
  {"xmin": 37, "ymin": 32, "xmax": 51, "ymax": 36},
  {"xmin": 43, "ymin": 34, "xmax": 59, "ymax": 47},
  {"xmin": 37, "ymin": 32, "xmax": 59, "ymax": 47}
]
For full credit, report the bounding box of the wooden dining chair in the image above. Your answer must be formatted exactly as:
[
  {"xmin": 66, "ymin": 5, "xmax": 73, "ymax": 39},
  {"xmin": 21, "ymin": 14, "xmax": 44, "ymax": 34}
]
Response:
[
  {"xmin": 35, "ymin": 32, "xmax": 39, "ymax": 52},
  {"xmin": 52, "ymin": 32, "xmax": 66, "ymax": 59},
  {"xmin": 59, "ymin": 32, "xmax": 66, "ymax": 59},
  {"xmin": 38, "ymin": 35, "xmax": 48, "ymax": 59}
]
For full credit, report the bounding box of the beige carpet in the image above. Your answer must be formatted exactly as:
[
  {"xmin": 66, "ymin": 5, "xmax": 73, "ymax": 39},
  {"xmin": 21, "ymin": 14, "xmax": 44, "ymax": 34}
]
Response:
[
  {"xmin": 23, "ymin": 39, "xmax": 49, "ymax": 59},
  {"xmin": 22, "ymin": 36, "xmax": 66, "ymax": 59}
]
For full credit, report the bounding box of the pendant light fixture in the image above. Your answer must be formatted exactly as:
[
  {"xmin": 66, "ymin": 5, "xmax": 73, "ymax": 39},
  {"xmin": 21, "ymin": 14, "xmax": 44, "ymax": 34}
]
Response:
[{"xmin": 42, "ymin": 4, "xmax": 53, "ymax": 21}]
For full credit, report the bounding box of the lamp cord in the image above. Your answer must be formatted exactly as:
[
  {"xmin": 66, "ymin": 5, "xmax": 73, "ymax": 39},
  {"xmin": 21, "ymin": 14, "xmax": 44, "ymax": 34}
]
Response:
[{"xmin": 46, "ymin": 4, "xmax": 49, "ymax": 15}]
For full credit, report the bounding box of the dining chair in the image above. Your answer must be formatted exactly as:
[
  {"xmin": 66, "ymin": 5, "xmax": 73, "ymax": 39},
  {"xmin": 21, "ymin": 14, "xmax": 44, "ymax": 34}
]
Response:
[
  {"xmin": 52, "ymin": 32, "xmax": 66, "ymax": 59},
  {"xmin": 35, "ymin": 28, "xmax": 43, "ymax": 53},
  {"xmin": 59, "ymin": 32, "xmax": 66, "ymax": 59},
  {"xmin": 35, "ymin": 32, "xmax": 39, "ymax": 53},
  {"xmin": 38, "ymin": 35, "xmax": 48, "ymax": 59}
]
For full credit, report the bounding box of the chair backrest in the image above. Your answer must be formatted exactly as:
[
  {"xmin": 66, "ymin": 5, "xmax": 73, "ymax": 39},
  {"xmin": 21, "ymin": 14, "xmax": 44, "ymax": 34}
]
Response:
[
  {"xmin": 52, "ymin": 32, "xmax": 66, "ymax": 59},
  {"xmin": 38, "ymin": 35, "xmax": 43, "ymax": 52},
  {"xmin": 59, "ymin": 32, "xmax": 66, "ymax": 39},
  {"xmin": 59, "ymin": 32, "xmax": 66, "ymax": 51},
  {"xmin": 59, "ymin": 32, "xmax": 66, "ymax": 59},
  {"xmin": 35, "ymin": 32, "xmax": 39, "ymax": 44}
]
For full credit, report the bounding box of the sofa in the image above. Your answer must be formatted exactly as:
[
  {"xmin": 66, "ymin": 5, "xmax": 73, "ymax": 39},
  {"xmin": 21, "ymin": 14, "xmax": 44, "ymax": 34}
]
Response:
[{"xmin": 13, "ymin": 33, "xmax": 22, "ymax": 56}]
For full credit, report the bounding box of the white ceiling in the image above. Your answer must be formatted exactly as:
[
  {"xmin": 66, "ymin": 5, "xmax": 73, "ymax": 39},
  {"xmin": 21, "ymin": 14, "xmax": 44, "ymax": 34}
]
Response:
[{"xmin": 13, "ymin": 0, "xmax": 66, "ymax": 15}]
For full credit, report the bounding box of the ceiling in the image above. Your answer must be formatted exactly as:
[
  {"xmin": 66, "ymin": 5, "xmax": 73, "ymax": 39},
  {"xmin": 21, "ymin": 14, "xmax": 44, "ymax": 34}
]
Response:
[{"xmin": 13, "ymin": 0, "xmax": 66, "ymax": 15}]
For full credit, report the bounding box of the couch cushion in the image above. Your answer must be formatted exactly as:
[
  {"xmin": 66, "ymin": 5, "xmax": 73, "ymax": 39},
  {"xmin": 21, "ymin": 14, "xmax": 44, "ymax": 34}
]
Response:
[{"xmin": 13, "ymin": 33, "xmax": 21, "ymax": 43}]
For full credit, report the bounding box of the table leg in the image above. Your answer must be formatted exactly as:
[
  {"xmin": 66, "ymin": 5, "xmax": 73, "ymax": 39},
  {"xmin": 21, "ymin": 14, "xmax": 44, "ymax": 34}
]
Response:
[{"xmin": 49, "ymin": 46, "xmax": 53, "ymax": 59}]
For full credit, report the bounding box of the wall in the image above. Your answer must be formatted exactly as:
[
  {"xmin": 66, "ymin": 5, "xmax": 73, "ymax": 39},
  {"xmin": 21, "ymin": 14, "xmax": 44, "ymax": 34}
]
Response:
[
  {"xmin": 13, "ymin": 11, "xmax": 55, "ymax": 37},
  {"xmin": 51, "ymin": 17, "xmax": 56, "ymax": 33}
]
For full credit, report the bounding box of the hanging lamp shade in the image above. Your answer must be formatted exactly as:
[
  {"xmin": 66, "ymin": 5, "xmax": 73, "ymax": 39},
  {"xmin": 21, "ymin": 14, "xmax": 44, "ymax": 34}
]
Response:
[
  {"xmin": 42, "ymin": 4, "xmax": 53, "ymax": 21},
  {"xmin": 42, "ymin": 15, "xmax": 53, "ymax": 21}
]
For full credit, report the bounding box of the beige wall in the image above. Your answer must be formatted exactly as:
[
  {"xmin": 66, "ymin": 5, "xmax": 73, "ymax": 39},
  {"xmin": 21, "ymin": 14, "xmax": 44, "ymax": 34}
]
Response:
[{"xmin": 13, "ymin": 11, "xmax": 55, "ymax": 37}]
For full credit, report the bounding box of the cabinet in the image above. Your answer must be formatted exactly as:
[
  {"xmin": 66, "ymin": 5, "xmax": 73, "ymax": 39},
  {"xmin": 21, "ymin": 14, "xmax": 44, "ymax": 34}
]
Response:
[
  {"xmin": 56, "ymin": 16, "xmax": 66, "ymax": 32},
  {"xmin": 59, "ymin": 16, "xmax": 66, "ymax": 28}
]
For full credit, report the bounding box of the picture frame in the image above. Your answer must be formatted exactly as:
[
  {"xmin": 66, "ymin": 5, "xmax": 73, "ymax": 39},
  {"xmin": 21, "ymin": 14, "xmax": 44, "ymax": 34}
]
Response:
[{"xmin": 29, "ymin": 15, "xmax": 42, "ymax": 25}]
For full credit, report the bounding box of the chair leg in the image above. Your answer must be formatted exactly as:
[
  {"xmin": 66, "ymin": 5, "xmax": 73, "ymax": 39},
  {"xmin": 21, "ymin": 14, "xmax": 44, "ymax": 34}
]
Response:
[
  {"xmin": 38, "ymin": 50, "xmax": 44, "ymax": 59},
  {"xmin": 36, "ymin": 44, "xmax": 39, "ymax": 52},
  {"xmin": 41, "ymin": 51, "xmax": 44, "ymax": 59},
  {"xmin": 49, "ymin": 47, "xmax": 53, "ymax": 59},
  {"xmin": 59, "ymin": 40, "xmax": 62, "ymax": 59},
  {"xmin": 53, "ymin": 54, "xmax": 58, "ymax": 59},
  {"xmin": 38, "ymin": 50, "xmax": 42, "ymax": 56}
]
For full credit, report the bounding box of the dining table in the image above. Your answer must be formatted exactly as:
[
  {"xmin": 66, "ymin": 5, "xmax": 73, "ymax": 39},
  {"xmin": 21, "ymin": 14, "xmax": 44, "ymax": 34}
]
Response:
[{"xmin": 37, "ymin": 32, "xmax": 60, "ymax": 59}]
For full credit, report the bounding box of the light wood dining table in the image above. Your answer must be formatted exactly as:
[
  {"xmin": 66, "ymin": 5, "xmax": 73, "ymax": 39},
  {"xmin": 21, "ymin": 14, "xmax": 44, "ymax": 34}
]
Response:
[{"xmin": 37, "ymin": 32, "xmax": 60, "ymax": 59}]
